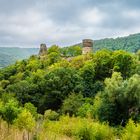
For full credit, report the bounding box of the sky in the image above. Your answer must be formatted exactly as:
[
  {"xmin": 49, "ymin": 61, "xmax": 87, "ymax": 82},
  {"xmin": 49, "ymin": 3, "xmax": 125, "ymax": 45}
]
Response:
[{"xmin": 0, "ymin": 0, "xmax": 140, "ymax": 47}]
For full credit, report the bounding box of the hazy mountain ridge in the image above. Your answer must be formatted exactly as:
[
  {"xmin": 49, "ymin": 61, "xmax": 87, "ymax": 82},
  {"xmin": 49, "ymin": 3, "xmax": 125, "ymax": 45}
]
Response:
[{"xmin": 0, "ymin": 47, "xmax": 39, "ymax": 68}]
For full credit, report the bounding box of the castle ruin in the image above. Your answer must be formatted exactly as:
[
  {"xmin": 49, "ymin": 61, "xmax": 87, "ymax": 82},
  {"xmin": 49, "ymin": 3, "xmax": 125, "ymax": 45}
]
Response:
[
  {"xmin": 82, "ymin": 39, "xmax": 93, "ymax": 54},
  {"xmin": 39, "ymin": 39, "xmax": 93, "ymax": 56},
  {"xmin": 39, "ymin": 44, "xmax": 47, "ymax": 56}
]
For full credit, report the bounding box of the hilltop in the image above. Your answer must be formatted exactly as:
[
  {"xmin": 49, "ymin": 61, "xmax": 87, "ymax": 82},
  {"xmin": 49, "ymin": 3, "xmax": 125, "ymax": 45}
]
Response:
[
  {"xmin": 1, "ymin": 33, "xmax": 140, "ymax": 68},
  {"xmin": 74, "ymin": 33, "xmax": 140, "ymax": 52}
]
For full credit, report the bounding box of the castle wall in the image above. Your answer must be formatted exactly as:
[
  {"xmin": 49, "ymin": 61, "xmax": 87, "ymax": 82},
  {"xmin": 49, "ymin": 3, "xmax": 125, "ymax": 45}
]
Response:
[{"xmin": 82, "ymin": 47, "xmax": 92, "ymax": 54}]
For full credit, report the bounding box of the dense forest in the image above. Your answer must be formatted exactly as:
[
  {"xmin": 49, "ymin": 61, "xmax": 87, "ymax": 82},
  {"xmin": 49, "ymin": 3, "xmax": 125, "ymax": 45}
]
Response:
[
  {"xmin": 0, "ymin": 44, "xmax": 140, "ymax": 139},
  {"xmin": 71, "ymin": 33, "xmax": 140, "ymax": 52},
  {"xmin": 1, "ymin": 33, "xmax": 140, "ymax": 68},
  {"xmin": 93, "ymin": 33, "xmax": 140, "ymax": 52}
]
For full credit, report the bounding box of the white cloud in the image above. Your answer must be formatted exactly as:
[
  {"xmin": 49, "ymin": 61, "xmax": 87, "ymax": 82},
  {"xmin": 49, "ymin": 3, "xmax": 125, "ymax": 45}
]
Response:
[
  {"xmin": 80, "ymin": 8, "xmax": 106, "ymax": 25},
  {"xmin": 123, "ymin": 9, "xmax": 140, "ymax": 19},
  {"xmin": 0, "ymin": 0, "xmax": 140, "ymax": 47}
]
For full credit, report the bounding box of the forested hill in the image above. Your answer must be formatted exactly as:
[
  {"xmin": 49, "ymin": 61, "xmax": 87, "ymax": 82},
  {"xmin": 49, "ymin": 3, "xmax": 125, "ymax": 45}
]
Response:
[
  {"xmin": 0, "ymin": 47, "xmax": 39, "ymax": 68},
  {"xmin": 1, "ymin": 33, "xmax": 140, "ymax": 68},
  {"xmin": 73, "ymin": 33, "xmax": 140, "ymax": 52}
]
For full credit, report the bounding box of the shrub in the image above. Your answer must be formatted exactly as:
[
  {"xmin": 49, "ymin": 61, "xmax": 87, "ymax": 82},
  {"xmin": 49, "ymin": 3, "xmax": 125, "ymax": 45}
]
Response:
[
  {"xmin": 44, "ymin": 110, "xmax": 59, "ymax": 121},
  {"xmin": 43, "ymin": 116, "xmax": 115, "ymax": 140},
  {"xmin": 121, "ymin": 119, "xmax": 140, "ymax": 140}
]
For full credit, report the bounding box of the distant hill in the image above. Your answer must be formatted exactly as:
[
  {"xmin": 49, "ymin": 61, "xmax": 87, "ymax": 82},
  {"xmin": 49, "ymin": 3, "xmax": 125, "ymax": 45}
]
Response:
[
  {"xmin": 0, "ymin": 47, "xmax": 39, "ymax": 68},
  {"xmin": 1, "ymin": 33, "xmax": 140, "ymax": 68},
  {"xmin": 74, "ymin": 33, "xmax": 139, "ymax": 52}
]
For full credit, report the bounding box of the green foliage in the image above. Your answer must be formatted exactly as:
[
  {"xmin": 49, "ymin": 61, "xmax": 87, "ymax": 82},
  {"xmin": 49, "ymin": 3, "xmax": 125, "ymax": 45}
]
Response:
[
  {"xmin": 44, "ymin": 109, "xmax": 59, "ymax": 121},
  {"xmin": 61, "ymin": 93, "xmax": 84, "ymax": 116},
  {"xmin": 47, "ymin": 45, "xmax": 60, "ymax": 54},
  {"xmin": 121, "ymin": 119, "xmax": 140, "ymax": 140},
  {"xmin": 6, "ymin": 80, "xmax": 40, "ymax": 106},
  {"xmin": 0, "ymin": 80, "xmax": 10, "ymax": 88},
  {"xmin": 43, "ymin": 116, "xmax": 115, "ymax": 140},
  {"xmin": 93, "ymin": 72, "xmax": 140, "ymax": 125},
  {"xmin": 112, "ymin": 50, "xmax": 134, "ymax": 78},
  {"xmin": 41, "ymin": 67, "xmax": 83, "ymax": 110},
  {"xmin": 2, "ymin": 99, "xmax": 21, "ymax": 125},
  {"xmin": 14, "ymin": 109, "xmax": 36, "ymax": 132},
  {"xmin": 93, "ymin": 49, "xmax": 112, "ymax": 80},
  {"xmin": 88, "ymin": 33, "xmax": 140, "ymax": 52},
  {"xmin": 61, "ymin": 45, "xmax": 82, "ymax": 56},
  {"xmin": 1, "ymin": 43, "xmax": 140, "ymax": 133},
  {"xmin": 46, "ymin": 52, "xmax": 61, "ymax": 65},
  {"xmin": 24, "ymin": 102, "xmax": 37, "ymax": 119},
  {"xmin": 77, "ymin": 103, "xmax": 93, "ymax": 118}
]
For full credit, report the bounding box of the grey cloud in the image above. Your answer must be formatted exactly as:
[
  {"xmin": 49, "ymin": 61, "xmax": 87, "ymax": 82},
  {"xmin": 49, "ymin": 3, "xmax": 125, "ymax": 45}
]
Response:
[{"xmin": 0, "ymin": 0, "xmax": 140, "ymax": 47}]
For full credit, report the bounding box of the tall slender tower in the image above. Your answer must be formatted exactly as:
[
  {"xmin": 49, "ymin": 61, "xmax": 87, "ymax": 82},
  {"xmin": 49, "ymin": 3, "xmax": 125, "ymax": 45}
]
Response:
[
  {"xmin": 82, "ymin": 39, "xmax": 93, "ymax": 54},
  {"xmin": 39, "ymin": 44, "xmax": 47, "ymax": 56}
]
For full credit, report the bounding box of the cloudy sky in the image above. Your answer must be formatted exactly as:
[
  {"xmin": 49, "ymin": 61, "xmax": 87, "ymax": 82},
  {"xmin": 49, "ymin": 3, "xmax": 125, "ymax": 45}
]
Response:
[{"xmin": 0, "ymin": 0, "xmax": 140, "ymax": 47}]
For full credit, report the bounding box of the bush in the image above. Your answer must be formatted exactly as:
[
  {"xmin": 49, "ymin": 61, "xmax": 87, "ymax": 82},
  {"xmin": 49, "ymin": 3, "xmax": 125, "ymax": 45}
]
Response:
[
  {"xmin": 121, "ymin": 119, "xmax": 140, "ymax": 140},
  {"xmin": 44, "ymin": 110, "xmax": 59, "ymax": 121},
  {"xmin": 43, "ymin": 116, "xmax": 115, "ymax": 140}
]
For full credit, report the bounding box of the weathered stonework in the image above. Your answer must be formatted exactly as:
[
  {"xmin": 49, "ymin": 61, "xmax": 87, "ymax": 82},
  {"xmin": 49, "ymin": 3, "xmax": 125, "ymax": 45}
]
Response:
[
  {"xmin": 39, "ymin": 44, "xmax": 47, "ymax": 56},
  {"xmin": 82, "ymin": 39, "xmax": 93, "ymax": 54}
]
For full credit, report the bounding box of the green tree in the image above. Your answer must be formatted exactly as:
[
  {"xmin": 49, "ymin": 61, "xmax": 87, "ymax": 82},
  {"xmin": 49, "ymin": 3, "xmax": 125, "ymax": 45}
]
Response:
[
  {"xmin": 80, "ymin": 61, "xmax": 103, "ymax": 97},
  {"xmin": 40, "ymin": 67, "xmax": 83, "ymax": 111},
  {"xmin": 93, "ymin": 72, "xmax": 140, "ymax": 125},
  {"xmin": 24, "ymin": 102, "xmax": 37, "ymax": 119},
  {"xmin": 93, "ymin": 49, "xmax": 112, "ymax": 80},
  {"xmin": 44, "ymin": 109, "xmax": 59, "ymax": 121},
  {"xmin": 15, "ymin": 109, "xmax": 36, "ymax": 140},
  {"xmin": 2, "ymin": 99, "xmax": 20, "ymax": 129},
  {"xmin": 112, "ymin": 50, "xmax": 134, "ymax": 78},
  {"xmin": 61, "ymin": 93, "xmax": 84, "ymax": 116}
]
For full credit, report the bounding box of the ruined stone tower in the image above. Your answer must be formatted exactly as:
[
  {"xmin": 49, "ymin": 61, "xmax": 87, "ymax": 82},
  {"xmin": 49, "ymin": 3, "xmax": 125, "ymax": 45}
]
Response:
[
  {"xmin": 82, "ymin": 39, "xmax": 93, "ymax": 54},
  {"xmin": 39, "ymin": 44, "xmax": 47, "ymax": 56}
]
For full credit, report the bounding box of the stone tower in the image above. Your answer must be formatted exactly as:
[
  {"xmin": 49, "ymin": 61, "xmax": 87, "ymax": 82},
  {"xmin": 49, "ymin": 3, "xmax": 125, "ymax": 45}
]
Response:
[
  {"xmin": 82, "ymin": 39, "xmax": 93, "ymax": 54},
  {"xmin": 39, "ymin": 43, "xmax": 47, "ymax": 56}
]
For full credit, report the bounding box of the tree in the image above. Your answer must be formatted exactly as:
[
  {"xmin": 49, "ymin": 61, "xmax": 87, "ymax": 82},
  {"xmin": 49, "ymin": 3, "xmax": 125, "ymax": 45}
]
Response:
[
  {"xmin": 112, "ymin": 50, "xmax": 134, "ymax": 78},
  {"xmin": 14, "ymin": 109, "xmax": 36, "ymax": 140},
  {"xmin": 2, "ymin": 99, "xmax": 20, "ymax": 129},
  {"xmin": 6, "ymin": 80, "xmax": 40, "ymax": 106},
  {"xmin": 77, "ymin": 103, "xmax": 93, "ymax": 118},
  {"xmin": 61, "ymin": 93, "xmax": 84, "ymax": 116},
  {"xmin": 40, "ymin": 67, "xmax": 83, "ymax": 111},
  {"xmin": 44, "ymin": 109, "xmax": 59, "ymax": 121},
  {"xmin": 24, "ymin": 102, "xmax": 37, "ymax": 119},
  {"xmin": 61, "ymin": 45, "xmax": 82, "ymax": 56},
  {"xmin": 47, "ymin": 45, "xmax": 60, "ymax": 54},
  {"xmin": 93, "ymin": 49, "xmax": 112, "ymax": 80},
  {"xmin": 93, "ymin": 72, "xmax": 140, "ymax": 125},
  {"xmin": 79, "ymin": 58, "xmax": 104, "ymax": 97}
]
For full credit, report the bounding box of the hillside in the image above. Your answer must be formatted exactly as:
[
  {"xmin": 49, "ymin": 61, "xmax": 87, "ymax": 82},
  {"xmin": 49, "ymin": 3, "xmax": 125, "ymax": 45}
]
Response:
[
  {"xmin": 0, "ymin": 47, "xmax": 39, "ymax": 68},
  {"xmin": 1, "ymin": 33, "xmax": 140, "ymax": 68},
  {"xmin": 0, "ymin": 45, "xmax": 140, "ymax": 139},
  {"xmin": 93, "ymin": 33, "xmax": 140, "ymax": 52},
  {"xmin": 71, "ymin": 33, "xmax": 140, "ymax": 52}
]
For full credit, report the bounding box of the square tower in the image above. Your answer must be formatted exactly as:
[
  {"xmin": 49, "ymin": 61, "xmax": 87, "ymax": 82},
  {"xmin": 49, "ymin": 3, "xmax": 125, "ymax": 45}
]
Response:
[{"xmin": 82, "ymin": 39, "xmax": 93, "ymax": 54}]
